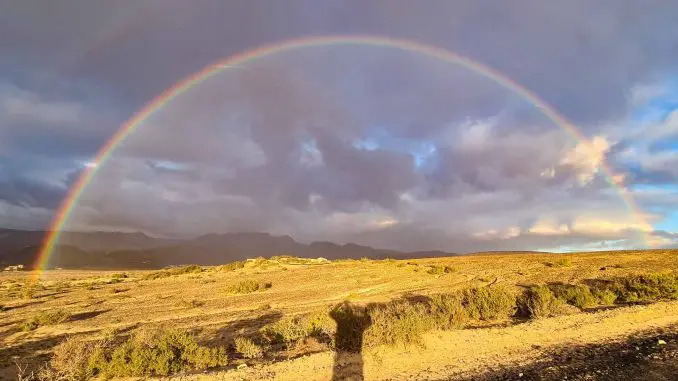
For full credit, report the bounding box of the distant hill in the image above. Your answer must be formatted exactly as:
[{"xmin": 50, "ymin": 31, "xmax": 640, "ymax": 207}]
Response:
[{"xmin": 0, "ymin": 229, "xmax": 458, "ymax": 270}]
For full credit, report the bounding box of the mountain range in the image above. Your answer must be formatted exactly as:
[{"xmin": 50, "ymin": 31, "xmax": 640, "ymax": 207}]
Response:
[{"xmin": 0, "ymin": 228, "xmax": 459, "ymax": 270}]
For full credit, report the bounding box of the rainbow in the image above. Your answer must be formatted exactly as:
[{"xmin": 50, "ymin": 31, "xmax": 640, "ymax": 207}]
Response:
[{"xmin": 33, "ymin": 35, "xmax": 652, "ymax": 276}]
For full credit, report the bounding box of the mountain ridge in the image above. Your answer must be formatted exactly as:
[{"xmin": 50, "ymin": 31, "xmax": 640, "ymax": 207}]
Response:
[{"xmin": 0, "ymin": 229, "xmax": 458, "ymax": 269}]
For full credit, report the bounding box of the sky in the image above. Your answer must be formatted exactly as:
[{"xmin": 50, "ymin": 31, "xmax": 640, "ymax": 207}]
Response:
[{"xmin": 1, "ymin": 0, "xmax": 677, "ymax": 253}]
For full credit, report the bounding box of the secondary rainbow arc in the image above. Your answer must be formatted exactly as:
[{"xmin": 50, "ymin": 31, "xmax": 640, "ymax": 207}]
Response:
[{"xmin": 33, "ymin": 35, "xmax": 652, "ymax": 277}]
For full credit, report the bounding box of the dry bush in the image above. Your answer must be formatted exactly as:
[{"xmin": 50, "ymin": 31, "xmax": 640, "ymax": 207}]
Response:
[
  {"xmin": 428, "ymin": 293, "xmax": 469, "ymax": 329},
  {"xmin": 226, "ymin": 280, "xmax": 271, "ymax": 294},
  {"xmin": 545, "ymin": 257, "xmax": 573, "ymax": 268},
  {"xmin": 21, "ymin": 309, "xmax": 70, "ymax": 331},
  {"xmin": 176, "ymin": 299, "xmax": 204, "ymax": 308},
  {"xmin": 218, "ymin": 260, "xmax": 246, "ymax": 271},
  {"xmin": 261, "ymin": 309, "xmax": 336, "ymax": 348},
  {"xmin": 364, "ymin": 300, "xmax": 433, "ymax": 348},
  {"xmin": 460, "ymin": 285, "xmax": 516, "ymax": 320},
  {"xmin": 143, "ymin": 265, "xmax": 202, "ymax": 280},
  {"xmin": 234, "ymin": 337, "xmax": 263, "ymax": 359},
  {"xmin": 427, "ymin": 265, "xmax": 456, "ymax": 275},
  {"xmin": 21, "ymin": 282, "xmax": 41, "ymax": 300},
  {"xmin": 47, "ymin": 327, "xmax": 227, "ymax": 379}
]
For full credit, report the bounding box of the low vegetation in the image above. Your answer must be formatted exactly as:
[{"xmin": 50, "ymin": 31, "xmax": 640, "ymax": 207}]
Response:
[
  {"xmin": 234, "ymin": 337, "xmax": 263, "ymax": 359},
  {"xmin": 46, "ymin": 328, "xmax": 228, "ymax": 379},
  {"xmin": 21, "ymin": 309, "xmax": 71, "ymax": 331},
  {"xmin": 545, "ymin": 257, "xmax": 573, "ymax": 268},
  {"xmin": 142, "ymin": 265, "xmax": 203, "ymax": 280},
  {"xmin": 226, "ymin": 280, "xmax": 272, "ymax": 294},
  {"xmin": 218, "ymin": 260, "xmax": 246, "ymax": 272},
  {"xmin": 2, "ymin": 251, "xmax": 676, "ymax": 380},
  {"xmin": 427, "ymin": 265, "xmax": 456, "ymax": 275}
]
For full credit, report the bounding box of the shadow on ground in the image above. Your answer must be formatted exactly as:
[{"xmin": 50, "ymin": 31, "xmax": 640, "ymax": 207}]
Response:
[{"xmin": 69, "ymin": 309, "xmax": 111, "ymax": 322}]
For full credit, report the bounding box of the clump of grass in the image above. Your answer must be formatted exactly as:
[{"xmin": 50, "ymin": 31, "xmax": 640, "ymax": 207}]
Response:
[
  {"xmin": 21, "ymin": 282, "xmax": 41, "ymax": 300},
  {"xmin": 460, "ymin": 285, "xmax": 516, "ymax": 320},
  {"xmin": 47, "ymin": 328, "xmax": 228, "ymax": 379},
  {"xmin": 53, "ymin": 280, "xmax": 70, "ymax": 293},
  {"xmin": 111, "ymin": 273, "xmax": 129, "ymax": 280},
  {"xmin": 219, "ymin": 260, "xmax": 246, "ymax": 272},
  {"xmin": 234, "ymin": 337, "xmax": 263, "ymax": 359},
  {"xmin": 549, "ymin": 284, "xmax": 598, "ymax": 309},
  {"xmin": 360, "ymin": 257, "xmax": 371, "ymax": 263},
  {"xmin": 142, "ymin": 265, "xmax": 203, "ymax": 280},
  {"xmin": 261, "ymin": 309, "xmax": 336, "ymax": 348},
  {"xmin": 261, "ymin": 316, "xmax": 310, "ymax": 345},
  {"xmin": 226, "ymin": 280, "xmax": 259, "ymax": 294},
  {"xmin": 364, "ymin": 300, "xmax": 433, "ymax": 348},
  {"xmin": 545, "ymin": 257, "xmax": 573, "ymax": 268},
  {"xmin": 518, "ymin": 286, "xmax": 565, "ymax": 319},
  {"xmin": 22, "ymin": 309, "xmax": 70, "ymax": 331},
  {"xmin": 226, "ymin": 280, "xmax": 271, "ymax": 294},
  {"xmin": 427, "ymin": 265, "xmax": 457, "ymax": 275},
  {"xmin": 176, "ymin": 299, "xmax": 204, "ymax": 308}
]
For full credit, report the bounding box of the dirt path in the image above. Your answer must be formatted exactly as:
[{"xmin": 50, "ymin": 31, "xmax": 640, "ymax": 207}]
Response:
[{"xmin": 182, "ymin": 301, "xmax": 678, "ymax": 381}]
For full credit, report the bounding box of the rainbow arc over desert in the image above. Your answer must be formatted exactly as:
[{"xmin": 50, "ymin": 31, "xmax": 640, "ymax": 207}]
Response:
[{"xmin": 33, "ymin": 35, "xmax": 652, "ymax": 277}]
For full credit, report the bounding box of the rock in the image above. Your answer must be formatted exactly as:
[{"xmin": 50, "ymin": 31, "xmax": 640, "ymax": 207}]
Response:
[{"xmin": 658, "ymin": 339, "xmax": 667, "ymax": 345}]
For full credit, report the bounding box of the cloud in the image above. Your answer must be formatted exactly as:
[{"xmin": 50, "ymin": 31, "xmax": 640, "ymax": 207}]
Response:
[
  {"xmin": 0, "ymin": 1, "xmax": 677, "ymax": 253},
  {"xmin": 559, "ymin": 136, "xmax": 612, "ymax": 185}
]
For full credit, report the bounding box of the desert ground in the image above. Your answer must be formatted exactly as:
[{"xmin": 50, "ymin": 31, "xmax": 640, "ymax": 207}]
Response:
[{"xmin": 1, "ymin": 250, "xmax": 677, "ymax": 380}]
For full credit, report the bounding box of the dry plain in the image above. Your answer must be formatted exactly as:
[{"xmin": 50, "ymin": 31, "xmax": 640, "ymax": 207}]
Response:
[{"xmin": 1, "ymin": 250, "xmax": 677, "ymax": 380}]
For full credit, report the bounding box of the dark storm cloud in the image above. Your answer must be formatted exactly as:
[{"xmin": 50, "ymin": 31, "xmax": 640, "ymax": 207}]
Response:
[
  {"xmin": 1, "ymin": 1, "xmax": 677, "ymax": 251},
  {"xmin": 4, "ymin": 0, "xmax": 678, "ymax": 126},
  {"xmin": 0, "ymin": 165, "xmax": 68, "ymax": 209}
]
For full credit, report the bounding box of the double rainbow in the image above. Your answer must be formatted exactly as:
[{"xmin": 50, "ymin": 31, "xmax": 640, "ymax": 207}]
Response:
[{"xmin": 34, "ymin": 35, "xmax": 650, "ymax": 276}]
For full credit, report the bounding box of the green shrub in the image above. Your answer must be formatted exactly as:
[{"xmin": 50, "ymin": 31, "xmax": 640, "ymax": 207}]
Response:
[
  {"xmin": 607, "ymin": 273, "xmax": 678, "ymax": 303},
  {"xmin": 549, "ymin": 284, "xmax": 598, "ymax": 309},
  {"xmin": 592, "ymin": 288, "xmax": 617, "ymax": 305},
  {"xmin": 22, "ymin": 309, "xmax": 70, "ymax": 331},
  {"xmin": 428, "ymin": 293, "xmax": 469, "ymax": 329},
  {"xmin": 518, "ymin": 286, "xmax": 568, "ymax": 319},
  {"xmin": 261, "ymin": 316, "xmax": 309, "ymax": 345},
  {"xmin": 234, "ymin": 337, "xmax": 263, "ymax": 359},
  {"xmin": 49, "ymin": 328, "xmax": 228, "ymax": 378},
  {"xmin": 461, "ymin": 285, "xmax": 516, "ymax": 320}
]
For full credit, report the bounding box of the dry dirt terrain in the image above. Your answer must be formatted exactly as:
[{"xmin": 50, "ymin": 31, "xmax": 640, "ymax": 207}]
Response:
[{"xmin": 1, "ymin": 250, "xmax": 677, "ymax": 380}]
